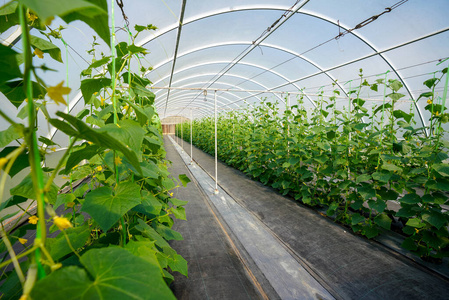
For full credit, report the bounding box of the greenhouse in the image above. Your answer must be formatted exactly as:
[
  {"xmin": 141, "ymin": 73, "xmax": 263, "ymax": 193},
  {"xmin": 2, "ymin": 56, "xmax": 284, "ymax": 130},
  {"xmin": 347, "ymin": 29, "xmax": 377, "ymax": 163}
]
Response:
[{"xmin": 0, "ymin": 0, "xmax": 449, "ymax": 299}]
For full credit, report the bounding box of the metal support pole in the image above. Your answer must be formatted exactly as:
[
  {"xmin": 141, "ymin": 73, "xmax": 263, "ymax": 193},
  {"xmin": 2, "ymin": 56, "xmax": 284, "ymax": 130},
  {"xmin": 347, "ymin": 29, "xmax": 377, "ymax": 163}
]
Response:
[
  {"xmin": 287, "ymin": 93, "xmax": 290, "ymax": 156},
  {"xmin": 190, "ymin": 108, "xmax": 193, "ymax": 164},
  {"xmin": 214, "ymin": 90, "xmax": 219, "ymax": 194}
]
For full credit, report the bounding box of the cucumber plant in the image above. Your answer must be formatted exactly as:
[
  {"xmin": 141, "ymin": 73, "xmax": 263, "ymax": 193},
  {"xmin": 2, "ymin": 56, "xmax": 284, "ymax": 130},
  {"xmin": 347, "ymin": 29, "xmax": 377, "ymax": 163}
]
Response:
[{"xmin": 0, "ymin": 1, "xmax": 189, "ymax": 299}]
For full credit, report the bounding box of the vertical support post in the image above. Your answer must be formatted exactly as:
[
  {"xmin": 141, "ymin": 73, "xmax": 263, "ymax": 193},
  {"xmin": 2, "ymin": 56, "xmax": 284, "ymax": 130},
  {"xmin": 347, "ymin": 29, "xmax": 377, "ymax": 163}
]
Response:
[
  {"xmin": 190, "ymin": 108, "xmax": 193, "ymax": 164},
  {"xmin": 287, "ymin": 93, "xmax": 290, "ymax": 156},
  {"xmin": 214, "ymin": 90, "xmax": 219, "ymax": 194}
]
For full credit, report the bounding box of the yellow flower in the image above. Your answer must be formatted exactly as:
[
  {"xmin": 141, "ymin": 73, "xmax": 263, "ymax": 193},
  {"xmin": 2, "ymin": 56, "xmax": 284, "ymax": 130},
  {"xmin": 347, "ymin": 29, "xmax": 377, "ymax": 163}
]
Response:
[
  {"xmin": 414, "ymin": 228, "xmax": 419, "ymax": 234},
  {"xmin": 33, "ymin": 48, "xmax": 44, "ymax": 59},
  {"xmin": 416, "ymin": 142, "xmax": 420, "ymax": 146},
  {"xmin": 27, "ymin": 11, "xmax": 38, "ymax": 22},
  {"xmin": 435, "ymin": 111, "xmax": 439, "ymax": 116},
  {"xmin": 114, "ymin": 156, "xmax": 122, "ymax": 165},
  {"xmin": 47, "ymin": 81, "xmax": 71, "ymax": 106},
  {"xmin": 87, "ymin": 141, "xmax": 93, "ymax": 145},
  {"xmin": 51, "ymin": 147, "xmax": 56, "ymax": 152},
  {"xmin": 66, "ymin": 202, "xmax": 75, "ymax": 208},
  {"xmin": 28, "ymin": 216, "xmax": 38, "ymax": 225},
  {"xmin": 0, "ymin": 157, "xmax": 8, "ymax": 169},
  {"xmin": 427, "ymin": 99, "xmax": 432, "ymax": 105},
  {"xmin": 169, "ymin": 192, "xmax": 173, "ymax": 197},
  {"xmin": 96, "ymin": 166, "xmax": 103, "ymax": 172},
  {"xmin": 53, "ymin": 216, "xmax": 72, "ymax": 230},
  {"xmin": 100, "ymin": 97, "xmax": 105, "ymax": 106},
  {"xmin": 123, "ymin": 105, "xmax": 129, "ymax": 111},
  {"xmin": 18, "ymin": 238, "xmax": 28, "ymax": 244}
]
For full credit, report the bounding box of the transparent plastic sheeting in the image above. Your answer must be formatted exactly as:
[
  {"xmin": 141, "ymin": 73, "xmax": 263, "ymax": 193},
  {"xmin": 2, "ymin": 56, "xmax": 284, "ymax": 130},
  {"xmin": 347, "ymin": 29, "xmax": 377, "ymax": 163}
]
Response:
[{"xmin": 1, "ymin": 0, "xmax": 448, "ymax": 146}]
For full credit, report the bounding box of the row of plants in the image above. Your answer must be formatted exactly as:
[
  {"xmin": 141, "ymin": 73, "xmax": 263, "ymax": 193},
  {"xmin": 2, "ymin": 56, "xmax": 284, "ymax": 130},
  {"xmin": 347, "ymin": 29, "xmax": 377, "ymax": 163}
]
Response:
[
  {"xmin": 0, "ymin": 1, "xmax": 189, "ymax": 299},
  {"xmin": 177, "ymin": 68, "xmax": 449, "ymax": 262}
]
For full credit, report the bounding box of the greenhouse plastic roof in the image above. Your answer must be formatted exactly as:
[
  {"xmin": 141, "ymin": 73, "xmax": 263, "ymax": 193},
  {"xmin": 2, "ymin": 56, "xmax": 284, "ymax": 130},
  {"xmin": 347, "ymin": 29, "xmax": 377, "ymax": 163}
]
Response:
[{"xmin": 1, "ymin": 0, "xmax": 449, "ymax": 146}]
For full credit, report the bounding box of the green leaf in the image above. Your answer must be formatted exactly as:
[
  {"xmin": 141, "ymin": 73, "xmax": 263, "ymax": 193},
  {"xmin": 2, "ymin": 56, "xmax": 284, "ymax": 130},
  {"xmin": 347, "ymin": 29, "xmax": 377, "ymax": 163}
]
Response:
[
  {"xmin": 172, "ymin": 206, "xmax": 186, "ymax": 220},
  {"xmin": 393, "ymin": 110, "xmax": 412, "ymax": 123},
  {"xmin": 54, "ymin": 193, "xmax": 76, "ymax": 210},
  {"xmin": 0, "ymin": 44, "xmax": 22, "ymax": 82},
  {"xmin": 64, "ymin": 144, "xmax": 100, "ymax": 174},
  {"xmin": 422, "ymin": 211, "xmax": 448, "ymax": 230},
  {"xmin": 417, "ymin": 91, "xmax": 433, "ymax": 100},
  {"xmin": 356, "ymin": 174, "xmax": 371, "ymax": 183},
  {"xmin": 168, "ymin": 197, "xmax": 188, "ymax": 207},
  {"xmin": 31, "ymin": 247, "xmax": 175, "ymax": 300},
  {"xmin": 167, "ymin": 252, "xmax": 188, "ymax": 276},
  {"xmin": 135, "ymin": 219, "xmax": 170, "ymax": 248},
  {"xmin": 373, "ymin": 103, "xmax": 392, "ymax": 115},
  {"xmin": 178, "ymin": 174, "xmax": 191, "ymax": 187},
  {"xmin": 0, "ymin": 124, "xmax": 23, "ymax": 148},
  {"xmin": 82, "ymin": 181, "xmax": 141, "ymax": 231},
  {"xmin": 51, "ymin": 112, "xmax": 142, "ymax": 174},
  {"xmin": 376, "ymin": 187, "xmax": 399, "ymax": 201},
  {"xmin": 127, "ymin": 44, "xmax": 148, "ymax": 55},
  {"xmin": 30, "ymin": 35, "xmax": 62, "ymax": 62},
  {"xmin": 368, "ymin": 199, "xmax": 386, "ymax": 213},
  {"xmin": 38, "ymin": 136, "xmax": 58, "ymax": 146},
  {"xmin": 47, "ymin": 224, "xmax": 90, "ymax": 261},
  {"xmin": 424, "ymin": 78, "xmax": 438, "ymax": 89},
  {"xmin": 134, "ymin": 191, "xmax": 162, "ymax": 216},
  {"xmin": 80, "ymin": 78, "xmax": 111, "ymax": 105},
  {"xmin": 125, "ymin": 239, "xmax": 160, "ymax": 269},
  {"xmin": 10, "ymin": 174, "xmax": 59, "ymax": 204},
  {"xmin": 88, "ymin": 56, "xmax": 110, "ymax": 69},
  {"xmin": 401, "ymin": 237, "xmax": 418, "ymax": 251},
  {"xmin": 432, "ymin": 163, "xmax": 449, "ymax": 177},
  {"xmin": 351, "ymin": 213, "xmax": 365, "ymax": 225},
  {"xmin": 374, "ymin": 213, "xmax": 391, "ymax": 230},
  {"xmin": 399, "ymin": 193, "xmax": 421, "ymax": 204},
  {"xmin": 389, "ymin": 80, "xmax": 403, "ymax": 92},
  {"xmin": 381, "ymin": 163, "xmax": 402, "ymax": 173},
  {"xmin": 358, "ymin": 185, "xmax": 376, "ymax": 200},
  {"xmin": 406, "ymin": 218, "xmax": 426, "ymax": 228},
  {"xmin": 0, "ymin": 2, "xmax": 19, "ymax": 33},
  {"xmin": 153, "ymin": 223, "xmax": 183, "ymax": 241},
  {"xmin": 99, "ymin": 119, "xmax": 145, "ymax": 160},
  {"xmin": 0, "ymin": 80, "xmax": 46, "ymax": 108},
  {"xmin": 372, "ymin": 171, "xmax": 392, "ymax": 183},
  {"xmin": 61, "ymin": 0, "xmax": 110, "ymax": 47}
]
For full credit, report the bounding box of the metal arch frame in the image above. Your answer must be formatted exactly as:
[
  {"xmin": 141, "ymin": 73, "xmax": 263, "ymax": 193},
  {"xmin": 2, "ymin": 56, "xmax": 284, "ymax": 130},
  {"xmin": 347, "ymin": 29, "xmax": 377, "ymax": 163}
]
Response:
[
  {"xmin": 153, "ymin": 70, "xmax": 289, "ymax": 106},
  {"xmin": 155, "ymin": 81, "xmax": 262, "ymax": 117},
  {"xmin": 136, "ymin": 5, "xmax": 430, "ymax": 130},
  {"xmin": 147, "ymin": 44, "xmax": 318, "ymax": 108}
]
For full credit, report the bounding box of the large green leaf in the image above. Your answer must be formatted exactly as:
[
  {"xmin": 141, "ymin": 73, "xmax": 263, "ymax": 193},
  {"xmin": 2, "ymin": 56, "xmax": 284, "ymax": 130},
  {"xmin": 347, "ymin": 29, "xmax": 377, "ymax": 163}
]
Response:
[
  {"xmin": 358, "ymin": 185, "xmax": 376, "ymax": 200},
  {"xmin": 0, "ymin": 124, "xmax": 23, "ymax": 148},
  {"xmin": 0, "ymin": 1, "xmax": 19, "ymax": 33},
  {"xmin": 374, "ymin": 213, "xmax": 391, "ymax": 230},
  {"xmin": 178, "ymin": 174, "xmax": 191, "ymax": 187},
  {"xmin": 99, "ymin": 119, "xmax": 145, "ymax": 159},
  {"xmin": 31, "ymin": 247, "xmax": 176, "ymax": 300},
  {"xmin": 47, "ymin": 224, "xmax": 90, "ymax": 261},
  {"xmin": 82, "ymin": 181, "xmax": 141, "ymax": 231},
  {"xmin": 0, "ymin": 147, "xmax": 29, "ymax": 178},
  {"xmin": 10, "ymin": 174, "xmax": 59, "ymax": 204},
  {"xmin": 0, "ymin": 80, "xmax": 46, "ymax": 108},
  {"xmin": 64, "ymin": 143, "xmax": 101, "ymax": 174},
  {"xmin": 432, "ymin": 163, "xmax": 449, "ymax": 177},
  {"xmin": 135, "ymin": 219, "xmax": 170, "ymax": 248},
  {"xmin": 80, "ymin": 78, "xmax": 111, "ymax": 105},
  {"xmin": 51, "ymin": 112, "xmax": 142, "ymax": 174},
  {"xmin": 153, "ymin": 223, "xmax": 183, "ymax": 241},
  {"xmin": 30, "ymin": 35, "xmax": 62, "ymax": 62},
  {"xmin": 421, "ymin": 211, "xmax": 448, "ymax": 230},
  {"xmin": 61, "ymin": 0, "xmax": 110, "ymax": 47}
]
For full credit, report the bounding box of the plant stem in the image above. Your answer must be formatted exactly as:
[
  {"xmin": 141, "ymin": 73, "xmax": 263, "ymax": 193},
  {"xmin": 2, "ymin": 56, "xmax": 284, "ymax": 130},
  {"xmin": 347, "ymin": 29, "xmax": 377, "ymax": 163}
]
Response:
[{"xmin": 18, "ymin": 4, "xmax": 47, "ymax": 279}]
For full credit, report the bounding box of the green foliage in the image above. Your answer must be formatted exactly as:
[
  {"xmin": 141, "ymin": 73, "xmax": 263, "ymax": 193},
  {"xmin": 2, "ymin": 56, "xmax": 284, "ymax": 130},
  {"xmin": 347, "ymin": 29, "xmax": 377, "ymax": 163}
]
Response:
[
  {"xmin": 178, "ymin": 68, "xmax": 449, "ymax": 260},
  {"xmin": 0, "ymin": 2, "xmax": 189, "ymax": 298}
]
